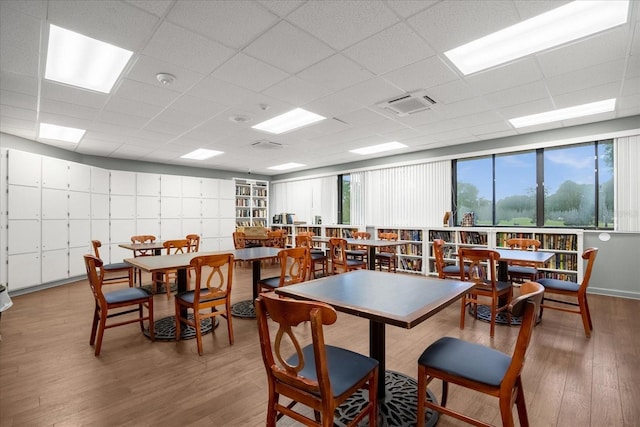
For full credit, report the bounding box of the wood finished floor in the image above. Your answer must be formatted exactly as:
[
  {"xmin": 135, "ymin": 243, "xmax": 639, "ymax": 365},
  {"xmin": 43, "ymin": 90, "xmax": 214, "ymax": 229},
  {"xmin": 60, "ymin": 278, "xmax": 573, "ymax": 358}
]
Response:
[{"xmin": 1, "ymin": 264, "xmax": 638, "ymax": 427}]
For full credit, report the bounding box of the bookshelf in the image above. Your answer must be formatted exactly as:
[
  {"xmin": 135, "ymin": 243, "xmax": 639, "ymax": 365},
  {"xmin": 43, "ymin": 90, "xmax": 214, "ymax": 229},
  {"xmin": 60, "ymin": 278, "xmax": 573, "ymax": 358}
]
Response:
[
  {"xmin": 234, "ymin": 179, "xmax": 268, "ymax": 227},
  {"xmin": 425, "ymin": 227, "xmax": 491, "ymax": 277},
  {"xmin": 374, "ymin": 227, "xmax": 425, "ymax": 274}
]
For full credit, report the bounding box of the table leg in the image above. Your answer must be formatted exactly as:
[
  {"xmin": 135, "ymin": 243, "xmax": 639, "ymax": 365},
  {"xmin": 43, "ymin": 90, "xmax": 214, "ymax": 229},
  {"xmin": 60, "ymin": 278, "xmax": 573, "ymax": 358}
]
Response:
[
  {"xmin": 252, "ymin": 259, "xmax": 261, "ymax": 300},
  {"xmin": 230, "ymin": 259, "xmax": 261, "ymax": 319},
  {"xmin": 370, "ymin": 321, "xmax": 386, "ymax": 400},
  {"xmin": 497, "ymin": 260, "xmax": 509, "ymax": 282},
  {"xmin": 368, "ymin": 246, "xmax": 376, "ymax": 270}
]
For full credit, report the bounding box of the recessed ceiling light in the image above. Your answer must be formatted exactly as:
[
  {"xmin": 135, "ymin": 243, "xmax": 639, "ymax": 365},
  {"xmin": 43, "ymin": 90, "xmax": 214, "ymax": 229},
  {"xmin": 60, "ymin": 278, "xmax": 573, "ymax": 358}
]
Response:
[
  {"xmin": 445, "ymin": 0, "xmax": 629, "ymax": 75},
  {"xmin": 181, "ymin": 148, "xmax": 223, "ymax": 160},
  {"xmin": 509, "ymin": 99, "xmax": 616, "ymax": 128},
  {"xmin": 350, "ymin": 141, "xmax": 407, "ymax": 155},
  {"xmin": 268, "ymin": 162, "xmax": 306, "ymax": 171},
  {"xmin": 45, "ymin": 24, "xmax": 133, "ymax": 93},
  {"xmin": 252, "ymin": 108, "xmax": 325, "ymax": 134},
  {"xmin": 39, "ymin": 123, "xmax": 86, "ymax": 143}
]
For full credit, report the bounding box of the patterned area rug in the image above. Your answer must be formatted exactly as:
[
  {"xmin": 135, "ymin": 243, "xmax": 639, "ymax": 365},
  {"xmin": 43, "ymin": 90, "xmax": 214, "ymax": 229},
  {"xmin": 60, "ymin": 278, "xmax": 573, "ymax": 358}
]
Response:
[
  {"xmin": 231, "ymin": 300, "xmax": 256, "ymax": 319},
  {"xmin": 469, "ymin": 305, "xmax": 522, "ymax": 325},
  {"xmin": 143, "ymin": 314, "xmax": 218, "ymax": 341},
  {"xmin": 140, "ymin": 282, "xmax": 177, "ymax": 295},
  {"xmin": 334, "ymin": 370, "xmax": 439, "ymax": 427}
]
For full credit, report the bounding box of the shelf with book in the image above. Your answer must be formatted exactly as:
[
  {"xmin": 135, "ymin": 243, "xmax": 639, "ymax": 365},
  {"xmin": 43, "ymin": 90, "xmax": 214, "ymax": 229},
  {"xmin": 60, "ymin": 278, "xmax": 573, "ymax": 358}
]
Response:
[
  {"xmin": 234, "ymin": 179, "xmax": 268, "ymax": 227},
  {"xmin": 425, "ymin": 227, "xmax": 491, "ymax": 277},
  {"xmin": 374, "ymin": 227, "xmax": 425, "ymax": 274}
]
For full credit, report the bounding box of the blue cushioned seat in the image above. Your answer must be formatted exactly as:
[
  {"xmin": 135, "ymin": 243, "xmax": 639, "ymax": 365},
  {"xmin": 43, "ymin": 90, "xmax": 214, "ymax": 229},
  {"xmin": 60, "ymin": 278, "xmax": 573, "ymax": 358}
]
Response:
[
  {"xmin": 176, "ymin": 289, "xmax": 225, "ymax": 304},
  {"xmin": 418, "ymin": 336, "xmax": 510, "ymax": 387},
  {"xmin": 538, "ymin": 277, "xmax": 580, "ymax": 292},
  {"xmin": 104, "ymin": 261, "xmax": 130, "ymax": 271},
  {"xmin": 442, "ymin": 264, "xmax": 469, "ymax": 276},
  {"xmin": 259, "ymin": 276, "xmax": 289, "ymax": 290},
  {"xmin": 508, "ymin": 265, "xmax": 538, "ymax": 275},
  {"xmin": 288, "ymin": 344, "xmax": 379, "ymax": 397},
  {"xmin": 104, "ymin": 287, "xmax": 152, "ymax": 304}
]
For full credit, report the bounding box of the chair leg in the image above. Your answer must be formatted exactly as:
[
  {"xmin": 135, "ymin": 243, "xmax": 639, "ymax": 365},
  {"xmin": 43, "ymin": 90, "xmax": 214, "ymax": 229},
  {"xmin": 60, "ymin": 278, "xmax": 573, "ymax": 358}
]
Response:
[
  {"xmin": 579, "ymin": 295, "xmax": 592, "ymax": 338},
  {"xmin": 147, "ymin": 300, "xmax": 154, "ymax": 341},
  {"xmin": 584, "ymin": 295, "xmax": 593, "ymax": 330},
  {"xmin": 499, "ymin": 391, "xmax": 516, "ymax": 427},
  {"xmin": 174, "ymin": 301, "xmax": 182, "ymax": 342},
  {"xmin": 417, "ymin": 365, "xmax": 427, "ymax": 427},
  {"xmin": 94, "ymin": 312, "xmax": 108, "ymax": 356},
  {"xmin": 514, "ymin": 376, "xmax": 529, "ymax": 427},
  {"xmin": 226, "ymin": 302, "xmax": 234, "ymax": 345},
  {"xmin": 490, "ymin": 303, "xmax": 497, "ymax": 338},
  {"xmin": 138, "ymin": 304, "xmax": 145, "ymax": 332},
  {"xmin": 441, "ymin": 380, "xmax": 449, "ymax": 407},
  {"xmin": 90, "ymin": 305, "xmax": 99, "ymax": 345},
  {"xmin": 459, "ymin": 297, "xmax": 466, "ymax": 330},
  {"xmin": 194, "ymin": 311, "xmax": 203, "ymax": 355}
]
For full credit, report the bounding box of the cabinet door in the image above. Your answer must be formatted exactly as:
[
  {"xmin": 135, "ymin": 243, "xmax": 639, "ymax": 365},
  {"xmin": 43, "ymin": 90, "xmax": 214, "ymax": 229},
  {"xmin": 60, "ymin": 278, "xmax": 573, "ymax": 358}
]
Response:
[
  {"xmin": 219, "ymin": 179, "xmax": 235, "ymax": 199},
  {"xmin": 8, "ymin": 150, "xmax": 41, "ymax": 187},
  {"xmin": 111, "ymin": 195, "xmax": 135, "ymax": 219},
  {"xmin": 8, "ymin": 252, "xmax": 41, "ymax": 291},
  {"xmin": 42, "ymin": 188, "xmax": 68, "ymax": 219},
  {"xmin": 200, "ymin": 237, "xmax": 220, "ymax": 252},
  {"xmin": 8, "ymin": 219, "xmax": 40, "ymax": 254},
  {"xmin": 110, "ymin": 219, "xmax": 136, "ymax": 245},
  {"xmin": 161, "ymin": 175, "xmax": 182, "ymax": 197},
  {"xmin": 182, "ymin": 219, "xmax": 201, "ymax": 237},
  {"xmin": 42, "ymin": 157, "xmax": 68, "ymax": 189},
  {"xmin": 160, "ymin": 218, "xmax": 182, "ymax": 239},
  {"xmin": 182, "ymin": 198, "xmax": 201, "ymax": 218},
  {"xmin": 69, "ymin": 246, "xmax": 89, "ymax": 277},
  {"xmin": 202, "ymin": 198, "xmax": 219, "ymax": 218},
  {"xmin": 91, "ymin": 167, "xmax": 110, "ymax": 194},
  {"xmin": 201, "ymin": 178, "xmax": 219, "ymax": 198},
  {"xmin": 161, "ymin": 196, "xmax": 182, "ymax": 218},
  {"xmin": 42, "ymin": 219, "xmax": 68, "ymax": 251},
  {"xmin": 219, "ymin": 199, "xmax": 235, "ymax": 218},
  {"xmin": 136, "ymin": 219, "xmax": 160, "ymax": 237},
  {"xmin": 90, "ymin": 219, "xmax": 110, "ymax": 245},
  {"xmin": 91, "ymin": 194, "xmax": 110, "ymax": 219},
  {"xmin": 202, "ymin": 218, "xmax": 220, "ymax": 238},
  {"xmin": 182, "ymin": 176, "xmax": 201, "ymax": 198},
  {"xmin": 136, "ymin": 196, "xmax": 160, "ymax": 218},
  {"xmin": 137, "ymin": 173, "xmax": 160, "ymax": 196},
  {"xmin": 219, "ymin": 218, "xmax": 235, "ymax": 238},
  {"xmin": 69, "ymin": 191, "xmax": 90, "ymax": 219},
  {"xmin": 110, "ymin": 170, "xmax": 135, "ymax": 195},
  {"xmin": 69, "ymin": 162, "xmax": 91, "ymax": 192},
  {"xmin": 8, "ymin": 185, "xmax": 40, "ymax": 219},
  {"xmin": 42, "ymin": 249, "xmax": 69, "ymax": 282},
  {"xmin": 69, "ymin": 219, "xmax": 90, "ymax": 248}
]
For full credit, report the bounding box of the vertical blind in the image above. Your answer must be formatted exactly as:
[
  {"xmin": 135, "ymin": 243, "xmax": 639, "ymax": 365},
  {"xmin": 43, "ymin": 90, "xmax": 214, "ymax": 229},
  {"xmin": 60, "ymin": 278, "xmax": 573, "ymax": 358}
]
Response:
[
  {"xmin": 351, "ymin": 161, "xmax": 451, "ymax": 226},
  {"xmin": 270, "ymin": 176, "xmax": 337, "ymax": 225},
  {"xmin": 615, "ymin": 135, "xmax": 640, "ymax": 231}
]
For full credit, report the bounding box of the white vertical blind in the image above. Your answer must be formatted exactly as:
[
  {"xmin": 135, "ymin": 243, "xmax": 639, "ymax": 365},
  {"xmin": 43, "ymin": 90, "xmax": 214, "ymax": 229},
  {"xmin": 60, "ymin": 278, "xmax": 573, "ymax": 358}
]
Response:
[
  {"xmin": 615, "ymin": 135, "xmax": 640, "ymax": 231},
  {"xmin": 351, "ymin": 161, "xmax": 451, "ymax": 226},
  {"xmin": 270, "ymin": 176, "xmax": 337, "ymax": 224}
]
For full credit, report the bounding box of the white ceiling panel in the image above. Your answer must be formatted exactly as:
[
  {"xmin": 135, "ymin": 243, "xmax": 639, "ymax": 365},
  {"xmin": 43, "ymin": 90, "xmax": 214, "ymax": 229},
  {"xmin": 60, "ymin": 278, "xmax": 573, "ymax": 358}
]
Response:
[{"xmin": 0, "ymin": 0, "xmax": 637, "ymax": 176}]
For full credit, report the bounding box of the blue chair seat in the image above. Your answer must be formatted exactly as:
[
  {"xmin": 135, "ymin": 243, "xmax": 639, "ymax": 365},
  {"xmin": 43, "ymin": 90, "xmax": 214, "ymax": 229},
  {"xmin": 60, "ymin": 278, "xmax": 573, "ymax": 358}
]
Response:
[
  {"xmin": 538, "ymin": 277, "xmax": 579, "ymax": 292},
  {"xmin": 104, "ymin": 262, "xmax": 131, "ymax": 271},
  {"xmin": 508, "ymin": 265, "xmax": 538, "ymax": 275},
  {"xmin": 375, "ymin": 252, "xmax": 394, "ymax": 259},
  {"xmin": 104, "ymin": 287, "xmax": 151, "ymax": 304},
  {"xmin": 442, "ymin": 264, "xmax": 469, "ymax": 275},
  {"xmin": 259, "ymin": 276, "xmax": 287, "ymax": 290},
  {"xmin": 346, "ymin": 259, "xmax": 365, "ymax": 268},
  {"xmin": 418, "ymin": 336, "xmax": 511, "ymax": 387},
  {"xmin": 288, "ymin": 344, "xmax": 379, "ymax": 397},
  {"xmin": 175, "ymin": 288, "xmax": 226, "ymax": 304}
]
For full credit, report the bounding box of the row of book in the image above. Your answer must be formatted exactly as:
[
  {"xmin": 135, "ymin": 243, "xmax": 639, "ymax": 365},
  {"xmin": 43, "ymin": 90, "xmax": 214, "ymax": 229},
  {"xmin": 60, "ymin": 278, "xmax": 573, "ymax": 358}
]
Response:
[
  {"xmin": 459, "ymin": 231, "xmax": 488, "ymax": 245},
  {"xmin": 495, "ymin": 232, "xmax": 578, "ymax": 251},
  {"xmin": 399, "ymin": 243, "xmax": 423, "ymax": 256},
  {"xmin": 399, "ymin": 258, "xmax": 423, "ymax": 272}
]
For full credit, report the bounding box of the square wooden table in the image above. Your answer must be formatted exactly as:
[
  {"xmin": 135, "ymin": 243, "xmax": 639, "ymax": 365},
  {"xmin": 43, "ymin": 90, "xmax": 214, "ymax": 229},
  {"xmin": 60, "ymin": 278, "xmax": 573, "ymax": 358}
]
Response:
[
  {"xmin": 313, "ymin": 236, "xmax": 405, "ymax": 270},
  {"xmin": 492, "ymin": 248, "xmax": 555, "ymax": 281},
  {"xmin": 276, "ymin": 269, "xmax": 473, "ymax": 427}
]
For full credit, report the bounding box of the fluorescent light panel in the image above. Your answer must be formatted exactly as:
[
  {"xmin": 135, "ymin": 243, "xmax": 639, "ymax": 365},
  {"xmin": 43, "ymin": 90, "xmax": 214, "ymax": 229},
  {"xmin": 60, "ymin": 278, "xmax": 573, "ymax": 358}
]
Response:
[
  {"xmin": 181, "ymin": 149, "xmax": 223, "ymax": 160},
  {"xmin": 39, "ymin": 123, "xmax": 85, "ymax": 143},
  {"xmin": 445, "ymin": 0, "xmax": 629, "ymax": 75},
  {"xmin": 252, "ymin": 108, "xmax": 325, "ymax": 134},
  {"xmin": 45, "ymin": 24, "xmax": 133, "ymax": 93},
  {"xmin": 268, "ymin": 162, "xmax": 305, "ymax": 171},
  {"xmin": 350, "ymin": 141, "xmax": 407, "ymax": 155},
  {"xmin": 509, "ymin": 99, "xmax": 616, "ymax": 128}
]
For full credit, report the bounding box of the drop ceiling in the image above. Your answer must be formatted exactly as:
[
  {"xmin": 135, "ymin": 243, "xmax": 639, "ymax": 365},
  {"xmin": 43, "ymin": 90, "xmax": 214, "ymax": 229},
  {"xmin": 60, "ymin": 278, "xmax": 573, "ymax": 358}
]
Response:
[{"xmin": 1, "ymin": 0, "xmax": 638, "ymax": 176}]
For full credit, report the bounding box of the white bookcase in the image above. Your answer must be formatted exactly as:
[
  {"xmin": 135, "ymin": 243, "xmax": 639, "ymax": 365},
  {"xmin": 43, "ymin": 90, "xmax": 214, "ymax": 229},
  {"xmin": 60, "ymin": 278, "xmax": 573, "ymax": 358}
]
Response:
[
  {"xmin": 373, "ymin": 226, "xmax": 425, "ymax": 274},
  {"xmin": 235, "ymin": 179, "xmax": 268, "ymax": 227}
]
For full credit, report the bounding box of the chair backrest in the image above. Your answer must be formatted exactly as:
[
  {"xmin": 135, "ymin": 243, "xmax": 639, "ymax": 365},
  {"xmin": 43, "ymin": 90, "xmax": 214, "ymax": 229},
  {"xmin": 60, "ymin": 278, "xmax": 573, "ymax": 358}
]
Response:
[
  {"xmin": 458, "ymin": 248, "xmax": 500, "ymax": 286},
  {"xmin": 378, "ymin": 232, "xmax": 398, "ymax": 253},
  {"xmin": 506, "ymin": 238, "xmax": 541, "ymax": 267},
  {"xmin": 579, "ymin": 248, "xmax": 598, "ymax": 295},
  {"xmin": 163, "ymin": 239, "xmax": 189, "ymax": 255},
  {"xmin": 189, "ymin": 253, "xmax": 234, "ymax": 304},
  {"xmin": 232, "ymin": 231, "xmax": 246, "ymax": 249},
  {"xmin": 504, "ymin": 281, "xmax": 545, "ymax": 385},
  {"xmin": 276, "ymin": 247, "xmax": 310, "ymax": 286},
  {"xmin": 297, "ymin": 231, "xmax": 315, "ymax": 238},
  {"xmin": 130, "ymin": 235, "xmax": 156, "ymax": 256},
  {"xmin": 255, "ymin": 292, "xmax": 338, "ymax": 401},
  {"xmin": 84, "ymin": 254, "xmax": 105, "ymax": 303},
  {"xmin": 91, "ymin": 240, "xmax": 103, "ymax": 259},
  {"xmin": 295, "ymin": 234, "xmax": 312, "ymax": 248},
  {"xmin": 432, "ymin": 239, "xmax": 447, "ymax": 279},
  {"xmin": 352, "ymin": 231, "xmax": 370, "ymax": 240},
  {"xmin": 329, "ymin": 238, "xmax": 348, "ymax": 269},
  {"xmin": 267, "ymin": 230, "xmax": 286, "ymax": 248},
  {"xmin": 186, "ymin": 234, "xmax": 200, "ymax": 253}
]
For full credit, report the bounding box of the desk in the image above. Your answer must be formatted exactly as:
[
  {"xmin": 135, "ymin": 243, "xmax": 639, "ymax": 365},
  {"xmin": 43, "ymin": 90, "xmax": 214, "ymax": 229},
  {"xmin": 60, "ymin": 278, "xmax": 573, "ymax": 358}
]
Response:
[
  {"xmin": 276, "ymin": 269, "xmax": 473, "ymax": 426},
  {"xmin": 313, "ymin": 237, "xmax": 404, "ymax": 270},
  {"xmin": 492, "ymin": 248, "xmax": 555, "ymax": 282}
]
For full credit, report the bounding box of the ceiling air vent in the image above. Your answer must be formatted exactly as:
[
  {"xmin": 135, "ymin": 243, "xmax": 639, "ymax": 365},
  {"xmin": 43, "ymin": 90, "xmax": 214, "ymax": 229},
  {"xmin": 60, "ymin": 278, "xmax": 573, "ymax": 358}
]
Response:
[
  {"xmin": 251, "ymin": 140, "xmax": 283, "ymax": 150},
  {"xmin": 378, "ymin": 92, "xmax": 437, "ymax": 117}
]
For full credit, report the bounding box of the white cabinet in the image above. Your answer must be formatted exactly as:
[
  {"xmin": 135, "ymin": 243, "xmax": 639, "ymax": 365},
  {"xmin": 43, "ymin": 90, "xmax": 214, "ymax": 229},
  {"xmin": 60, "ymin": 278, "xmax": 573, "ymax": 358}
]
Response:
[
  {"xmin": 41, "ymin": 157, "xmax": 68, "ymax": 189},
  {"xmin": 8, "ymin": 150, "xmax": 40, "ymax": 186},
  {"xmin": 91, "ymin": 167, "xmax": 109, "ymax": 193},
  {"xmin": 42, "ymin": 220, "xmax": 68, "ymax": 251},
  {"xmin": 42, "ymin": 249, "xmax": 69, "ymax": 282},
  {"xmin": 8, "ymin": 185, "xmax": 40, "ymax": 219},
  {"xmin": 8, "ymin": 252, "xmax": 41, "ymax": 291},
  {"xmin": 42, "ymin": 188, "xmax": 68, "ymax": 219},
  {"xmin": 110, "ymin": 171, "xmax": 135, "ymax": 195},
  {"xmin": 8, "ymin": 220, "xmax": 40, "ymax": 255},
  {"xmin": 161, "ymin": 174, "xmax": 182, "ymax": 197},
  {"xmin": 69, "ymin": 163, "xmax": 91, "ymax": 192},
  {"xmin": 137, "ymin": 173, "xmax": 160, "ymax": 196},
  {"xmin": 182, "ymin": 176, "xmax": 201, "ymax": 198},
  {"xmin": 69, "ymin": 191, "xmax": 90, "ymax": 219}
]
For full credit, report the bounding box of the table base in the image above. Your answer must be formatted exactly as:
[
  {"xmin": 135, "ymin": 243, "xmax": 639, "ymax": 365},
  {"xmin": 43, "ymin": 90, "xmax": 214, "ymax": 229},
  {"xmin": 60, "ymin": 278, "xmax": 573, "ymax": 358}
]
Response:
[
  {"xmin": 469, "ymin": 305, "xmax": 522, "ymax": 326},
  {"xmin": 143, "ymin": 314, "xmax": 218, "ymax": 341},
  {"xmin": 231, "ymin": 300, "xmax": 256, "ymax": 319},
  {"xmin": 334, "ymin": 370, "xmax": 438, "ymax": 427}
]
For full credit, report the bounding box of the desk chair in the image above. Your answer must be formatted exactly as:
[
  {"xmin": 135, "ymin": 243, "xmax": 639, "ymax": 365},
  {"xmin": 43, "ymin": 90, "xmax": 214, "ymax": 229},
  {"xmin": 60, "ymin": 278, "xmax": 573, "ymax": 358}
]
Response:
[
  {"xmin": 83, "ymin": 254, "xmax": 154, "ymax": 356},
  {"xmin": 459, "ymin": 248, "xmax": 513, "ymax": 337},
  {"xmin": 505, "ymin": 238, "xmax": 542, "ymax": 283},
  {"xmin": 91, "ymin": 240, "xmax": 133, "ymax": 287},
  {"xmin": 295, "ymin": 234, "xmax": 327, "ymax": 278},
  {"xmin": 416, "ymin": 282, "xmax": 544, "ymax": 427},
  {"xmin": 174, "ymin": 253, "xmax": 234, "ymax": 356},
  {"xmin": 153, "ymin": 239, "xmax": 189, "ymax": 298},
  {"xmin": 258, "ymin": 247, "xmax": 310, "ymax": 293},
  {"xmin": 432, "ymin": 239, "xmax": 469, "ymax": 279},
  {"xmin": 255, "ymin": 292, "xmax": 378, "ymax": 427},
  {"xmin": 186, "ymin": 233, "xmax": 201, "ymax": 279},
  {"xmin": 329, "ymin": 238, "xmax": 366, "ymax": 274},
  {"xmin": 346, "ymin": 231, "xmax": 369, "ymax": 264},
  {"xmin": 538, "ymin": 247, "xmax": 598, "ymax": 338},
  {"xmin": 375, "ymin": 232, "xmax": 398, "ymax": 273},
  {"xmin": 130, "ymin": 234, "xmax": 157, "ymax": 285}
]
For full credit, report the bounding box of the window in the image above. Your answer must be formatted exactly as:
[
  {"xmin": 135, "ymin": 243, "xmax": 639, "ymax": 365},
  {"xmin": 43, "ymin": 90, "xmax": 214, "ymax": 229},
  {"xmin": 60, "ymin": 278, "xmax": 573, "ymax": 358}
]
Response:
[
  {"xmin": 339, "ymin": 174, "xmax": 350, "ymax": 224},
  {"xmin": 454, "ymin": 140, "xmax": 612, "ymax": 229}
]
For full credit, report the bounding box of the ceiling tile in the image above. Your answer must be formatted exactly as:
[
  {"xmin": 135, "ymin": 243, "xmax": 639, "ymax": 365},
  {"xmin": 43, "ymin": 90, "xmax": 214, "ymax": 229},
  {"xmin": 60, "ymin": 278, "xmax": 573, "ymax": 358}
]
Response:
[
  {"xmin": 0, "ymin": 7, "xmax": 41, "ymax": 76},
  {"xmin": 104, "ymin": 96, "xmax": 164, "ymax": 119},
  {"xmin": 262, "ymin": 76, "xmax": 332, "ymax": 106},
  {"xmin": 0, "ymin": 71, "xmax": 39, "ymax": 97},
  {"xmin": 336, "ymin": 77, "xmax": 402, "ymax": 107},
  {"xmin": 465, "ymin": 58, "xmax": 543, "ymax": 96},
  {"xmin": 126, "ymin": 54, "xmax": 205, "ymax": 93},
  {"xmin": 288, "ymin": 0, "xmax": 399, "ymax": 50},
  {"xmin": 40, "ymin": 99, "xmax": 100, "ymax": 121},
  {"xmin": 483, "ymin": 81, "xmax": 551, "ymax": 109},
  {"xmin": 257, "ymin": 0, "xmax": 305, "ymax": 17},
  {"xmin": 382, "ymin": 56, "xmax": 459, "ymax": 93},
  {"xmin": 344, "ymin": 23, "xmax": 435, "ymax": 75},
  {"xmin": 0, "ymin": 105, "xmax": 37, "ymax": 122},
  {"xmin": 384, "ymin": 0, "xmax": 438, "ymax": 19},
  {"xmin": 244, "ymin": 21, "xmax": 334, "ymax": 74},
  {"xmin": 545, "ymin": 59, "xmax": 626, "ymax": 97},
  {"xmin": 115, "ymin": 78, "xmax": 181, "ymax": 106},
  {"xmin": 211, "ymin": 53, "xmax": 289, "ymax": 92},
  {"xmin": 0, "ymin": 90, "xmax": 37, "ymax": 110},
  {"xmin": 41, "ymin": 80, "xmax": 109, "ymax": 109},
  {"xmin": 124, "ymin": 0, "xmax": 173, "ymax": 17},
  {"xmin": 297, "ymin": 54, "xmax": 375, "ymax": 92}
]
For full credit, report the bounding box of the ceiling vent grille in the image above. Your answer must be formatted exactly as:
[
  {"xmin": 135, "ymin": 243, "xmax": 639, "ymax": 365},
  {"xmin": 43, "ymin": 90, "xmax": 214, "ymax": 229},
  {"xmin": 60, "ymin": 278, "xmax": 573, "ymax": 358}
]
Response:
[
  {"xmin": 251, "ymin": 140, "xmax": 283, "ymax": 150},
  {"xmin": 378, "ymin": 92, "xmax": 437, "ymax": 116}
]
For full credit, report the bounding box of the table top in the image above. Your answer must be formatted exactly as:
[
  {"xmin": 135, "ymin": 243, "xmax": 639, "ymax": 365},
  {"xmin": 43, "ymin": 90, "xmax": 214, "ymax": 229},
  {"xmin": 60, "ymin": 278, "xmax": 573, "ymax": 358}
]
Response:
[
  {"xmin": 312, "ymin": 237, "xmax": 405, "ymax": 248},
  {"xmin": 276, "ymin": 269, "xmax": 474, "ymax": 329},
  {"xmin": 119, "ymin": 241, "xmax": 165, "ymax": 251},
  {"xmin": 491, "ymin": 248, "xmax": 555, "ymax": 264},
  {"xmin": 124, "ymin": 247, "xmax": 281, "ymax": 272}
]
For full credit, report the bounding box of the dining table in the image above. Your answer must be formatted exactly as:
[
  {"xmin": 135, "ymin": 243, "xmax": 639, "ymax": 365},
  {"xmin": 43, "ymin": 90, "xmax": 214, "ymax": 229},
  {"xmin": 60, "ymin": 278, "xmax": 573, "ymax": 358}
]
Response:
[
  {"xmin": 312, "ymin": 236, "xmax": 405, "ymax": 270},
  {"xmin": 276, "ymin": 269, "xmax": 474, "ymax": 427}
]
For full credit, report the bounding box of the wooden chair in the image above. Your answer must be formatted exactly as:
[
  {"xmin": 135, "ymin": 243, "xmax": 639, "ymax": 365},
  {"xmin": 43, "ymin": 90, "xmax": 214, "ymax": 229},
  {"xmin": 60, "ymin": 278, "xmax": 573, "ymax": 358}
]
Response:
[
  {"xmin": 295, "ymin": 234, "xmax": 327, "ymax": 278},
  {"xmin": 538, "ymin": 247, "xmax": 598, "ymax": 338},
  {"xmin": 130, "ymin": 234, "xmax": 157, "ymax": 285},
  {"xmin": 375, "ymin": 232, "xmax": 398, "ymax": 273},
  {"xmin": 258, "ymin": 247, "xmax": 310, "ymax": 293},
  {"xmin": 459, "ymin": 248, "xmax": 513, "ymax": 337},
  {"xmin": 432, "ymin": 239, "xmax": 469, "ymax": 279},
  {"xmin": 416, "ymin": 281, "xmax": 544, "ymax": 427},
  {"xmin": 255, "ymin": 292, "xmax": 378, "ymax": 427},
  {"xmin": 186, "ymin": 233, "xmax": 200, "ymax": 279},
  {"xmin": 174, "ymin": 253, "xmax": 235, "ymax": 356},
  {"xmin": 346, "ymin": 231, "xmax": 369, "ymax": 264},
  {"xmin": 329, "ymin": 237, "xmax": 366, "ymax": 274},
  {"xmin": 153, "ymin": 239, "xmax": 189, "ymax": 298},
  {"xmin": 232, "ymin": 231, "xmax": 250, "ymax": 268},
  {"xmin": 91, "ymin": 240, "xmax": 133, "ymax": 287},
  {"xmin": 266, "ymin": 229, "xmax": 287, "ymax": 264},
  {"xmin": 83, "ymin": 254, "xmax": 154, "ymax": 356},
  {"xmin": 505, "ymin": 238, "xmax": 542, "ymax": 283}
]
